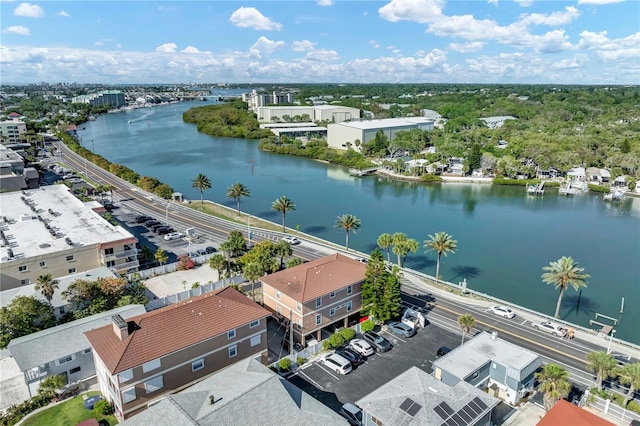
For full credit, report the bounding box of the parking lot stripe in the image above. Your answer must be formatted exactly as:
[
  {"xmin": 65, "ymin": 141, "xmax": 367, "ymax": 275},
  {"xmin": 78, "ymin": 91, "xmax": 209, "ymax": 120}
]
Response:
[
  {"xmin": 521, "ymin": 319, "xmax": 528, "ymax": 326},
  {"xmin": 383, "ymin": 331, "xmax": 406, "ymax": 344},
  {"xmin": 294, "ymin": 370, "xmax": 325, "ymax": 391},
  {"xmin": 316, "ymin": 362, "xmax": 341, "ymax": 381}
]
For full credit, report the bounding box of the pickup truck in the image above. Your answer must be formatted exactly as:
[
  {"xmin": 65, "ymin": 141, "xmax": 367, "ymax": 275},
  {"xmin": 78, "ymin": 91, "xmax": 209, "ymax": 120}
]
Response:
[{"xmin": 532, "ymin": 321, "xmax": 567, "ymax": 337}]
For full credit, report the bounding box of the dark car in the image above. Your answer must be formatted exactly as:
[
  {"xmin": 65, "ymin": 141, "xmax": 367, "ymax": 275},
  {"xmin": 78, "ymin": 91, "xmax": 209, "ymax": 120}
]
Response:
[
  {"xmin": 282, "ymin": 338, "xmax": 303, "ymax": 353},
  {"xmin": 335, "ymin": 347, "xmax": 364, "ymax": 366},
  {"xmin": 152, "ymin": 223, "xmax": 168, "ymax": 232},
  {"xmin": 205, "ymin": 246, "xmax": 217, "ymax": 254},
  {"xmin": 362, "ymin": 331, "xmax": 392, "ymax": 352},
  {"xmin": 135, "ymin": 215, "xmax": 151, "ymax": 223},
  {"xmin": 436, "ymin": 346, "xmax": 451, "ymax": 358},
  {"xmin": 144, "ymin": 220, "xmax": 161, "ymax": 228},
  {"xmin": 156, "ymin": 227, "xmax": 172, "ymax": 235}
]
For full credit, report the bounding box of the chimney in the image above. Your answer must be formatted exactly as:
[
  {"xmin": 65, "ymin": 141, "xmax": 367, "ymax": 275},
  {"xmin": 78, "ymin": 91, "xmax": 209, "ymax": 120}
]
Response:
[
  {"xmin": 112, "ymin": 315, "xmax": 129, "ymax": 340},
  {"xmin": 209, "ymin": 395, "xmax": 215, "ymax": 405}
]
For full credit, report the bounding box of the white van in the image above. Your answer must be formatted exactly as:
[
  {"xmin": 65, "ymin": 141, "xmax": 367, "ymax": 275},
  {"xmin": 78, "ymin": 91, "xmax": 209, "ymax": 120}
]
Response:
[{"xmin": 323, "ymin": 353, "xmax": 352, "ymax": 375}]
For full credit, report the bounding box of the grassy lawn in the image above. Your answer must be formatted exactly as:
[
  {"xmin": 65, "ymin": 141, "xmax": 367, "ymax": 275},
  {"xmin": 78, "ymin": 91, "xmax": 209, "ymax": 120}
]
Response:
[{"xmin": 21, "ymin": 392, "xmax": 117, "ymax": 426}]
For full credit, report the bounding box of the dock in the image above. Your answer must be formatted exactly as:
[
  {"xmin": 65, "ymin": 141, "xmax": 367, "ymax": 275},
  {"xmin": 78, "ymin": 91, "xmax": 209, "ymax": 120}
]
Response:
[
  {"xmin": 559, "ymin": 181, "xmax": 578, "ymax": 196},
  {"xmin": 527, "ymin": 181, "xmax": 545, "ymax": 195},
  {"xmin": 349, "ymin": 167, "xmax": 380, "ymax": 177}
]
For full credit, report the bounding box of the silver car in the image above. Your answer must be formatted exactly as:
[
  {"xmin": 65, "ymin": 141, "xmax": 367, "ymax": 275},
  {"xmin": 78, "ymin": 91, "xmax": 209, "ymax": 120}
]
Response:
[
  {"xmin": 387, "ymin": 321, "xmax": 416, "ymax": 338},
  {"xmin": 349, "ymin": 338, "xmax": 375, "ymax": 357}
]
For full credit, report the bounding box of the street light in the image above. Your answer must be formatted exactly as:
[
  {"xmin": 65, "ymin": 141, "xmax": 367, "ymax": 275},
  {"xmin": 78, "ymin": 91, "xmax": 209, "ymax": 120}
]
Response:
[{"xmin": 607, "ymin": 329, "xmax": 616, "ymax": 354}]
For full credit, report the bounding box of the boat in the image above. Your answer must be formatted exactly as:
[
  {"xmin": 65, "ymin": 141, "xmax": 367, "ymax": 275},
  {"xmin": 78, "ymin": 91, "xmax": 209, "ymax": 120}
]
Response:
[
  {"xmin": 603, "ymin": 189, "xmax": 625, "ymax": 201},
  {"xmin": 128, "ymin": 120, "xmax": 132, "ymax": 124}
]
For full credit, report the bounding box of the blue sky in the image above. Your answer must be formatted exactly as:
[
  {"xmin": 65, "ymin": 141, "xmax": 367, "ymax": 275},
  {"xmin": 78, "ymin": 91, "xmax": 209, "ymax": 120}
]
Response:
[{"xmin": 1, "ymin": 0, "xmax": 638, "ymax": 84}]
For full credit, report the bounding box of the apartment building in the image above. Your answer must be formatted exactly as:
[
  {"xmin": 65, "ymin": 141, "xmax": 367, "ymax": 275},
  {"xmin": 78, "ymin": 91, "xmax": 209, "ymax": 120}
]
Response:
[
  {"xmin": 242, "ymin": 89, "xmax": 295, "ymax": 112},
  {"xmin": 71, "ymin": 90, "xmax": 125, "ymax": 108},
  {"xmin": 84, "ymin": 287, "xmax": 271, "ymax": 421},
  {"xmin": 0, "ymin": 185, "xmax": 139, "ymax": 290},
  {"xmin": 260, "ymin": 253, "xmax": 366, "ymax": 346},
  {"xmin": 0, "ymin": 120, "xmax": 27, "ymax": 145}
]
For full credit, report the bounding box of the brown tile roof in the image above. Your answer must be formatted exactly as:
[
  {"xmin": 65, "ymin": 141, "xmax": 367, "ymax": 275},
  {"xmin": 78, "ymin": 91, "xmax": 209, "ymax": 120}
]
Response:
[
  {"xmin": 260, "ymin": 253, "xmax": 366, "ymax": 303},
  {"xmin": 84, "ymin": 287, "xmax": 270, "ymax": 374},
  {"xmin": 537, "ymin": 400, "xmax": 615, "ymax": 426}
]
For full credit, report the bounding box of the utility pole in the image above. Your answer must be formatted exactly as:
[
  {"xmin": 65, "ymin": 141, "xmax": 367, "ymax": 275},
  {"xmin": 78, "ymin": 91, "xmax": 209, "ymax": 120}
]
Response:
[{"xmin": 289, "ymin": 310, "xmax": 294, "ymax": 356}]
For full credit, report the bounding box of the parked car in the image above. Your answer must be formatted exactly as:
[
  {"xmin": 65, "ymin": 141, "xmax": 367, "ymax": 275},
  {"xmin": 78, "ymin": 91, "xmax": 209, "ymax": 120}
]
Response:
[
  {"xmin": 144, "ymin": 220, "xmax": 161, "ymax": 228},
  {"xmin": 281, "ymin": 338, "xmax": 303, "ymax": 353},
  {"xmin": 363, "ymin": 331, "xmax": 392, "ymax": 352},
  {"xmin": 436, "ymin": 346, "xmax": 451, "ymax": 358},
  {"xmin": 196, "ymin": 248, "xmax": 207, "ymax": 256},
  {"xmin": 612, "ymin": 353, "xmax": 634, "ymax": 367},
  {"xmin": 205, "ymin": 246, "xmax": 217, "ymax": 254},
  {"xmin": 335, "ymin": 347, "xmax": 364, "ymax": 367},
  {"xmin": 340, "ymin": 403, "xmax": 364, "ymax": 426},
  {"xmin": 386, "ymin": 321, "xmax": 416, "ymax": 338},
  {"xmin": 164, "ymin": 232, "xmax": 184, "ymax": 241},
  {"xmin": 348, "ymin": 339, "xmax": 375, "ymax": 357},
  {"xmin": 488, "ymin": 305, "xmax": 516, "ymax": 318},
  {"xmin": 156, "ymin": 227, "xmax": 172, "ymax": 235},
  {"xmin": 282, "ymin": 236, "xmax": 301, "ymax": 245},
  {"xmin": 532, "ymin": 321, "xmax": 567, "ymax": 337},
  {"xmin": 135, "ymin": 215, "xmax": 152, "ymax": 224},
  {"xmin": 322, "ymin": 353, "xmax": 352, "ymax": 375}
]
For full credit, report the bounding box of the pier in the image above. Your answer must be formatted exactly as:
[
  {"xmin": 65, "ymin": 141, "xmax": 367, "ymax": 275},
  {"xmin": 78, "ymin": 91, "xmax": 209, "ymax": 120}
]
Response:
[
  {"xmin": 349, "ymin": 167, "xmax": 380, "ymax": 177},
  {"xmin": 527, "ymin": 181, "xmax": 545, "ymax": 195}
]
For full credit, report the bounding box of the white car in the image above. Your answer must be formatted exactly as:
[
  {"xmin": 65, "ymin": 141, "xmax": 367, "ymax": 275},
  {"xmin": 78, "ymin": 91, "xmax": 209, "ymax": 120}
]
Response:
[
  {"xmin": 488, "ymin": 306, "xmax": 516, "ymax": 318},
  {"xmin": 532, "ymin": 321, "xmax": 567, "ymax": 337},
  {"xmin": 164, "ymin": 232, "xmax": 184, "ymax": 241},
  {"xmin": 282, "ymin": 236, "xmax": 301, "ymax": 245},
  {"xmin": 322, "ymin": 353, "xmax": 352, "ymax": 375},
  {"xmin": 349, "ymin": 338, "xmax": 375, "ymax": 357}
]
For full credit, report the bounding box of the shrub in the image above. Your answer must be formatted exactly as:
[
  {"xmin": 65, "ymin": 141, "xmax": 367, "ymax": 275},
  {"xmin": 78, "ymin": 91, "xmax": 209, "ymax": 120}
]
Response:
[
  {"xmin": 627, "ymin": 400, "xmax": 640, "ymax": 414},
  {"xmin": 493, "ymin": 177, "xmax": 540, "ymax": 186},
  {"xmin": 588, "ymin": 183, "xmax": 610, "ymax": 193},
  {"xmin": 322, "ymin": 340, "xmax": 332, "ymax": 351},
  {"xmin": 278, "ymin": 357, "xmax": 292, "ymax": 372},
  {"xmin": 329, "ymin": 333, "xmax": 345, "ymax": 349},
  {"xmin": 420, "ymin": 174, "xmax": 443, "ymax": 183},
  {"xmin": 93, "ymin": 399, "xmax": 114, "ymax": 415},
  {"xmin": 296, "ymin": 356, "xmax": 306, "ymax": 366},
  {"xmin": 339, "ymin": 328, "xmax": 356, "ymax": 341},
  {"xmin": 360, "ymin": 319, "xmax": 375, "ymax": 333},
  {"xmin": 176, "ymin": 255, "xmax": 195, "ymax": 271}
]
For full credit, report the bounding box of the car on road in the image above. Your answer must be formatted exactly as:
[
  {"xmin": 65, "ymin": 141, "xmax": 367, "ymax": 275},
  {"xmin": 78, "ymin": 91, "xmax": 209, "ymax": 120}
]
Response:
[
  {"xmin": 340, "ymin": 403, "xmax": 363, "ymax": 426},
  {"xmin": 386, "ymin": 321, "xmax": 416, "ymax": 338},
  {"xmin": 348, "ymin": 339, "xmax": 375, "ymax": 357},
  {"xmin": 436, "ymin": 346, "xmax": 451, "ymax": 358},
  {"xmin": 205, "ymin": 246, "xmax": 217, "ymax": 254},
  {"xmin": 532, "ymin": 321, "xmax": 567, "ymax": 337},
  {"xmin": 282, "ymin": 236, "xmax": 301, "ymax": 245},
  {"xmin": 612, "ymin": 353, "xmax": 634, "ymax": 367},
  {"xmin": 335, "ymin": 347, "xmax": 364, "ymax": 367},
  {"xmin": 164, "ymin": 232, "xmax": 184, "ymax": 241},
  {"xmin": 322, "ymin": 353, "xmax": 352, "ymax": 375},
  {"xmin": 363, "ymin": 331, "xmax": 392, "ymax": 352},
  {"xmin": 488, "ymin": 305, "xmax": 516, "ymax": 318}
]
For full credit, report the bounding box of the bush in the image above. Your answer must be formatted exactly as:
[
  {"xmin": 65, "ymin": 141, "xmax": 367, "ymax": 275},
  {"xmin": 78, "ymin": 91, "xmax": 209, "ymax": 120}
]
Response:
[
  {"xmin": 93, "ymin": 399, "xmax": 114, "ymax": 415},
  {"xmin": 296, "ymin": 356, "xmax": 306, "ymax": 366},
  {"xmin": 420, "ymin": 174, "xmax": 443, "ymax": 183},
  {"xmin": 493, "ymin": 177, "xmax": 540, "ymax": 186},
  {"xmin": 176, "ymin": 255, "xmax": 195, "ymax": 271},
  {"xmin": 360, "ymin": 319, "xmax": 375, "ymax": 333},
  {"xmin": 627, "ymin": 400, "xmax": 640, "ymax": 414},
  {"xmin": 278, "ymin": 357, "xmax": 292, "ymax": 372},
  {"xmin": 339, "ymin": 328, "xmax": 356, "ymax": 341},
  {"xmin": 588, "ymin": 183, "xmax": 610, "ymax": 193},
  {"xmin": 329, "ymin": 333, "xmax": 345, "ymax": 349},
  {"xmin": 322, "ymin": 340, "xmax": 332, "ymax": 351}
]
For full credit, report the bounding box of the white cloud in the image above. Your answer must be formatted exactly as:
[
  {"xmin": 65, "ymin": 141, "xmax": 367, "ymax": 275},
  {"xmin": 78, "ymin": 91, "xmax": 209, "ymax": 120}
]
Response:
[
  {"xmin": 448, "ymin": 41, "xmax": 485, "ymax": 53},
  {"xmin": 304, "ymin": 49, "xmax": 339, "ymax": 62},
  {"xmin": 531, "ymin": 30, "xmax": 572, "ymax": 53},
  {"xmin": 156, "ymin": 43, "xmax": 177, "ymax": 53},
  {"xmin": 3, "ymin": 26, "xmax": 30, "ymax": 35},
  {"xmin": 370, "ymin": 40, "xmax": 380, "ymax": 49},
  {"xmin": 249, "ymin": 36, "xmax": 285, "ymax": 58},
  {"xmin": 317, "ymin": 0, "xmax": 333, "ymax": 6},
  {"xmin": 519, "ymin": 6, "xmax": 580, "ymax": 26},
  {"xmin": 181, "ymin": 46, "xmax": 201, "ymax": 54},
  {"xmin": 55, "ymin": 9, "xmax": 70, "ymax": 18},
  {"xmin": 577, "ymin": 0, "xmax": 623, "ymax": 4},
  {"xmin": 229, "ymin": 7, "xmax": 282, "ymax": 31},
  {"xmin": 514, "ymin": 0, "xmax": 534, "ymax": 6},
  {"xmin": 488, "ymin": 0, "xmax": 499, "ymax": 5},
  {"xmin": 14, "ymin": 2, "xmax": 44, "ymax": 18},
  {"xmin": 378, "ymin": 0, "xmax": 444, "ymax": 24},
  {"xmin": 578, "ymin": 31, "xmax": 640, "ymax": 62},
  {"xmin": 292, "ymin": 40, "xmax": 316, "ymax": 52},
  {"xmin": 551, "ymin": 54, "xmax": 588, "ymax": 69}
]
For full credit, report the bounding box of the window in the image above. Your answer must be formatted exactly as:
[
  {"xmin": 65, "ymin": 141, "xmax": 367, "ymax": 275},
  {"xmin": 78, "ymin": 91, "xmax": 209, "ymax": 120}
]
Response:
[
  {"xmin": 106, "ymin": 260, "xmax": 116, "ymax": 267},
  {"xmin": 21, "ymin": 279, "xmax": 30, "ymax": 286},
  {"xmin": 372, "ymin": 416, "xmax": 384, "ymax": 426},
  {"xmin": 18, "ymin": 265, "xmax": 27, "ymax": 272},
  {"xmin": 347, "ymin": 285, "xmax": 352, "ymax": 295},
  {"xmin": 276, "ymin": 305, "xmax": 281, "ymax": 315},
  {"xmin": 145, "ymin": 376, "xmax": 164, "ymax": 394},
  {"xmin": 68, "ymin": 268, "xmax": 76, "ymax": 274},
  {"xmin": 229, "ymin": 345, "xmax": 237, "ymax": 358},
  {"xmin": 316, "ymin": 314, "xmax": 322, "ymax": 326},
  {"xmin": 123, "ymin": 387, "xmax": 136, "ymax": 403},
  {"xmin": 250, "ymin": 335, "xmax": 261, "ymax": 347},
  {"xmin": 249, "ymin": 319, "xmax": 260, "ymax": 329},
  {"xmin": 296, "ymin": 302, "xmax": 302, "ymax": 312},
  {"xmin": 104, "ymin": 247, "xmax": 114, "ymax": 255},
  {"xmin": 297, "ymin": 319, "xmax": 302, "ymax": 330},
  {"xmin": 142, "ymin": 359, "xmax": 161, "ymax": 373},
  {"xmin": 347, "ymin": 301, "xmax": 352, "ymax": 312},
  {"xmin": 59, "ymin": 306, "xmax": 65, "ymax": 314},
  {"xmin": 66, "ymin": 255, "xmax": 74, "ymax": 261},
  {"xmin": 330, "ymin": 308, "xmax": 335, "ymax": 317},
  {"xmin": 316, "ymin": 297, "xmax": 322, "ymax": 308},
  {"xmin": 276, "ymin": 290, "xmax": 281, "ymax": 300},
  {"xmin": 83, "ymin": 348, "xmax": 92, "ymax": 354},
  {"xmin": 228, "ymin": 329, "xmax": 236, "ymax": 339},
  {"xmin": 39, "ymin": 261, "xmax": 46, "ymax": 267},
  {"xmin": 70, "ymin": 366, "xmax": 81, "ymax": 374},
  {"xmin": 119, "ymin": 369, "xmax": 133, "ymax": 383},
  {"xmin": 192, "ymin": 359, "xmax": 204, "ymax": 372},
  {"xmin": 56, "ymin": 355, "xmax": 74, "ymax": 365},
  {"xmin": 330, "ymin": 291, "xmax": 335, "ymax": 299}
]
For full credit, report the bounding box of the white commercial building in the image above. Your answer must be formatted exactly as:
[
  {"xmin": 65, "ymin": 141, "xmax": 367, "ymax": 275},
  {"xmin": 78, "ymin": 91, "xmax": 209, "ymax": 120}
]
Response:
[
  {"xmin": 327, "ymin": 117, "xmax": 434, "ymax": 151},
  {"xmin": 0, "ymin": 120, "xmax": 27, "ymax": 145},
  {"xmin": 0, "ymin": 185, "xmax": 139, "ymax": 290},
  {"xmin": 255, "ymin": 105, "xmax": 360, "ymax": 124}
]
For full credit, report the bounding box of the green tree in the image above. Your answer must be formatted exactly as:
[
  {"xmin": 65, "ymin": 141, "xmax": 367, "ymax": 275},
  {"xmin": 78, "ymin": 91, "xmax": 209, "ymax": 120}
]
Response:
[
  {"xmin": 361, "ymin": 249, "xmax": 402, "ymax": 322},
  {"xmin": 335, "ymin": 214, "xmax": 361, "ymax": 251},
  {"xmin": 35, "ymin": 273, "xmax": 59, "ymax": 306},
  {"xmin": 226, "ymin": 230, "xmax": 248, "ymax": 256},
  {"xmin": 457, "ymin": 314, "xmax": 475, "ymax": 345},
  {"xmin": 191, "ymin": 173, "xmax": 212, "ymax": 204},
  {"xmin": 275, "ymin": 239, "xmax": 293, "ymax": 268},
  {"xmin": 209, "ymin": 254, "xmax": 227, "ymax": 278},
  {"xmin": 271, "ymin": 195, "xmax": 296, "ymax": 233},
  {"xmin": 0, "ymin": 296, "xmax": 56, "ymax": 349},
  {"xmin": 286, "ymin": 258, "xmax": 303, "ymax": 268},
  {"xmin": 535, "ymin": 363, "xmax": 571, "ymax": 412},
  {"xmin": 243, "ymin": 262, "xmax": 263, "ymax": 302},
  {"xmin": 226, "ymin": 182, "xmax": 250, "ymax": 215},
  {"xmin": 377, "ymin": 233, "xmax": 393, "ymax": 263},
  {"xmin": 541, "ymin": 256, "xmax": 590, "ymax": 318},
  {"xmin": 38, "ymin": 374, "xmax": 66, "ymax": 397},
  {"xmin": 424, "ymin": 232, "xmax": 458, "ymax": 284},
  {"xmin": 586, "ymin": 351, "xmax": 617, "ymax": 390},
  {"xmin": 154, "ymin": 248, "xmax": 168, "ymax": 270},
  {"xmin": 140, "ymin": 245, "xmax": 153, "ymax": 266},
  {"xmin": 219, "ymin": 241, "xmax": 235, "ymax": 276},
  {"xmin": 391, "ymin": 232, "xmax": 419, "ymax": 267},
  {"xmin": 617, "ymin": 362, "xmax": 640, "ymax": 407}
]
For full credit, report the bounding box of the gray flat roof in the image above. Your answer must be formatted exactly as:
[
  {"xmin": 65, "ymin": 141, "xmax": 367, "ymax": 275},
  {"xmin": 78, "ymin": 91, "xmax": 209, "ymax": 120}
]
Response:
[
  {"xmin": 336, "ymin": 117, "xmax": 434, "ymax": 130},
  {"xmin": 0, "ymin": 185, "xmax": 137, "ymax": 262},
  {"xmin": 260, "ymin": 122, "xmax": 318, "ymax": 128},
  {"xmin": 8, "ymin": 304, "xmax": 146, "ymax": 371},
  {"xmin": 274, "ymin": 127, "xmax": 327, "ymax": 133}
]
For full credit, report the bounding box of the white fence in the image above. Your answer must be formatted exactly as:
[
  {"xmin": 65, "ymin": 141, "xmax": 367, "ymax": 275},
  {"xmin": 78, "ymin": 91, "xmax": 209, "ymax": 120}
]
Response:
[{"xmin": 587, "ymin": 394, "xmax": 640, "ymax": 424}]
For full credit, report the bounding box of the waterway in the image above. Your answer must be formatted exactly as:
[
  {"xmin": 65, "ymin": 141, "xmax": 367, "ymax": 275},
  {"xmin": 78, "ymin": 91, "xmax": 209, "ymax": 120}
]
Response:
[{"xmin": 77, "ymin": 92, "xmax": 640, "ymax": 344}]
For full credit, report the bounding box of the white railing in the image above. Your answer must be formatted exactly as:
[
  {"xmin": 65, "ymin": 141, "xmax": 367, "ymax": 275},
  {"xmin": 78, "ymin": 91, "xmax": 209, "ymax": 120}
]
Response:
[{"xmin": 587, "ymin": 394, "xmax": 640, "ymax": 424}]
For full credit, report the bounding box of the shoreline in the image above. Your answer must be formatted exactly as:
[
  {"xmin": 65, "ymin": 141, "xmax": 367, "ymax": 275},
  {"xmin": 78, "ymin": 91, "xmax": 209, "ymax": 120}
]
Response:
[{"xmin": 376, "ymin": 168, "xmax": 494, "ymax": 184}]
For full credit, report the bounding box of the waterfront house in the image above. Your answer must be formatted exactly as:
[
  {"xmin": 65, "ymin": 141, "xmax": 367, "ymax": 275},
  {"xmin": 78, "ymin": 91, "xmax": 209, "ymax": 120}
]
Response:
[
  {"xmin": 613, "ymin": 175, "xmax": 629, "ymax": 187},
  {"xmin": 536, "ymin": 167, "xmax": 560, "ymax": 179},
  {"xmin": 537, "ymin": 400, "xmax": 615, "ymax": 426},
  {"xmin": 260, "ymin": 253, "xmax": 366, "ymax": 347},
  {"xmin": 567, "ymin": 167, "xmax": 586, "ymax": 181},
  {"xmin": 431, "ymin": 331, "xmax": 542, "ymax": 405},
  {"xmin": 84, "ymin": 287, "xmax": 270, "ymax": 421}
]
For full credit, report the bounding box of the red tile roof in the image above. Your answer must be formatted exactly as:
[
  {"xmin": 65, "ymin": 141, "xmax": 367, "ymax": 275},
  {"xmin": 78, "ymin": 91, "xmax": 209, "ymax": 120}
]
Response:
[
  {"xmin": 260, "ymin": 253, "xmax": 366, "ymax": 303},
  {"xmin": 537, "ymin": 400, "xmax": 615, "ymax": 426},
  {"xmin": 84, "ymin": 287, "xmax": 270, "ymax": 374}
]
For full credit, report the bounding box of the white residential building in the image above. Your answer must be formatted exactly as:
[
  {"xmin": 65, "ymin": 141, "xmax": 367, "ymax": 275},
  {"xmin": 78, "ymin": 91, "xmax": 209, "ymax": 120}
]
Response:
[{"xmin": 0, "ymin": 120, "xmax": 27, "ymax": 145}]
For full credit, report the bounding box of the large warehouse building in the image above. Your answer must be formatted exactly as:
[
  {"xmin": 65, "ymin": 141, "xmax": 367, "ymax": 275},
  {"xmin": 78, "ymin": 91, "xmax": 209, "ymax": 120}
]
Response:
[
  {"xmin": 327, "ymin": 117, "xmax": 434, "ymax": 151},
  {"xmin": 256, "ymin": 105, "xmax": 360, "ymax": 124}
]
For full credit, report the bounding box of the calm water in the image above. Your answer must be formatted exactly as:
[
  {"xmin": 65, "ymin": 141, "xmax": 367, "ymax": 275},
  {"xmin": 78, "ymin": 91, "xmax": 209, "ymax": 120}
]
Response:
[{"xmin": 78, "ymin": 94, "xmax": 640, "ymax": 344}]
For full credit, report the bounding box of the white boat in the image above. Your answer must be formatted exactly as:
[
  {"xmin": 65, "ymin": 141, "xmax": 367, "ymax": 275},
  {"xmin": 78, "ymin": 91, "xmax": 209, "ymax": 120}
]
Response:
[
  {"xmin": 128, "ymin": 120, "xmax": 132, "ymax": 124},
  {"xmin": 604, "ymin": 189, "xmax": 625, "ymax": 201}
]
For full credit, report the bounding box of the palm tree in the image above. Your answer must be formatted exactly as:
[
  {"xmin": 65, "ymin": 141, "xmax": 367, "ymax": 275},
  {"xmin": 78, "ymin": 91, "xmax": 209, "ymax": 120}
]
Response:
[
  {"xmin": 226, "ymin": 182, "xmax": 250, "ymax": 215},
  {"xmin": 35, "ymin": 274, "xmax": 59, "ymax": 306},
  {"xmin": 140, "ymin": 245, "xmax": 153, "ymax": 266},
  {"xmin": 541, "ymin": 256, "xmax": 590, "ymax": 318},
  {"xmin": 154, "ymin": 248, "xmax": 168, "ymax": 272},
  {"xmin": 243, "ymin": 262, "xmax": 263, "ymax": 302},
  {"xmin": 424, "ymin": 232, "xmax": 457, "ymax": 284},
  {"xmin": 275, "ymin": 239, "xmax": 293, "ymax": 268},
  {"xmin": 377, "ymin": 233, "xmax": 393, "ymax": 263},
  {"xmin": 391, "ymin": 233, "xmax": 419, "ymax": 267},
  {"xmin": 535, "ymin": 363, "xmax": 571, "ymax": 412},
  {"xmin": 457, "ymin": 314, "xmax": 475, "ymax": 345},
  {"xmin": 618, "ymin": 362, "xmax": 640, "ymax": 406},
  {"xmin": 191, "ymin": 173, "xmax": 212, "ymax": 204},
  {"xmin": 586, "ymin": 351, "xmax": 617, "ymax": 390},
  {"xmin": 271, "ymin": 196, "xmax": 296, "ymax": 233},
  {"xmin": 335, "ymin": 214, "xmax": 361, "ymax": 251}
]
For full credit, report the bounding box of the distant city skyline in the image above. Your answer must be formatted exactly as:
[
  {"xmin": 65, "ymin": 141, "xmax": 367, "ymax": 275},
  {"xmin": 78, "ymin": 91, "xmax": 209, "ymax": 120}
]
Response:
[{"xmin": 1, "ymin": 0, "xmax": 638, "ymax": 85}]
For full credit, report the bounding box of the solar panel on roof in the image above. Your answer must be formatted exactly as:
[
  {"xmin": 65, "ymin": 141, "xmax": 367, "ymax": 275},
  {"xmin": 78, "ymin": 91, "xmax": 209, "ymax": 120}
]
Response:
[
  {"xmin": 434, "ymin": 402, "xmax": 454, "ymax": 420},
  {"xmin": 406, "ymin": 402, "xmax": 422, "ymax": 417},
  {"xmin": 450, "ymin": 413, "xmax": 465, "ymax": 426},
  {"xmin": 444, "ymin": 417, "xmax": 459, "ymax": 426},
  {"xmin": 457, "ymin": 408, "xmax": 474, "ymax": 423},
  {"xmin": 461, "ymin": 403, "xmax": 478, "ymax": 418},
  {"xmin": 399, "ymin": 398, "xmax": 413, "ymax": 412},
  {"xmin": 473, "ymin": 397, "xmax": 488, "ymax": 411}
]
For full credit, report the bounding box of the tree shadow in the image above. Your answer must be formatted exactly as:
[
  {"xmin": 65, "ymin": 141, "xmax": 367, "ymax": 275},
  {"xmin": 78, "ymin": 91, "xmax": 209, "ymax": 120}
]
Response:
[
  {"xmin": 303, "ymin": 225, "xmax": 327, "ymax": 234},
  {"xmin": 560, "ymin": 293, "xmax": 599, "ymax": 320},
  {"xmin": 257, "ymin": 210, "xmax": 279, "ymax": 219},
  {"xmin": 448, "ymin": 265, "xmax": 482, "ymax": 282},
  {"xmin": 404, "ymin": 255, "xmax": 436, "ymax": 270}
]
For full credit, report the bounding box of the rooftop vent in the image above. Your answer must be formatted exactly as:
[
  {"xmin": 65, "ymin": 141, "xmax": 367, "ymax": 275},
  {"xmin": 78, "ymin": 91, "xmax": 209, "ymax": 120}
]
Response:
[
  {"xmin": 7, "ymin": 249, "xmax": 14, "ymax": 258},
  {"xmin": 112, "ymin": 314, "xmax": 129, "ymax": 340},
  {"xmin": 65, "ymin": 237, "xmax": 73, "ymax": 246}
]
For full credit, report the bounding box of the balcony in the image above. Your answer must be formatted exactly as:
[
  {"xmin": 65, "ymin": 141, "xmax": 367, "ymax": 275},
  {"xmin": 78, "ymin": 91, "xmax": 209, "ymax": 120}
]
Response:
[
  {"xmin": 26, "ymin": 365, "xmax": 50, "ymax": 381},
  {"xmin": 111, "ymin": 259, "xmax": 140, "ymax": 274},
  {"xmin": 101, "ymin": 248, "xmax": 138, "ymax": 262}
]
